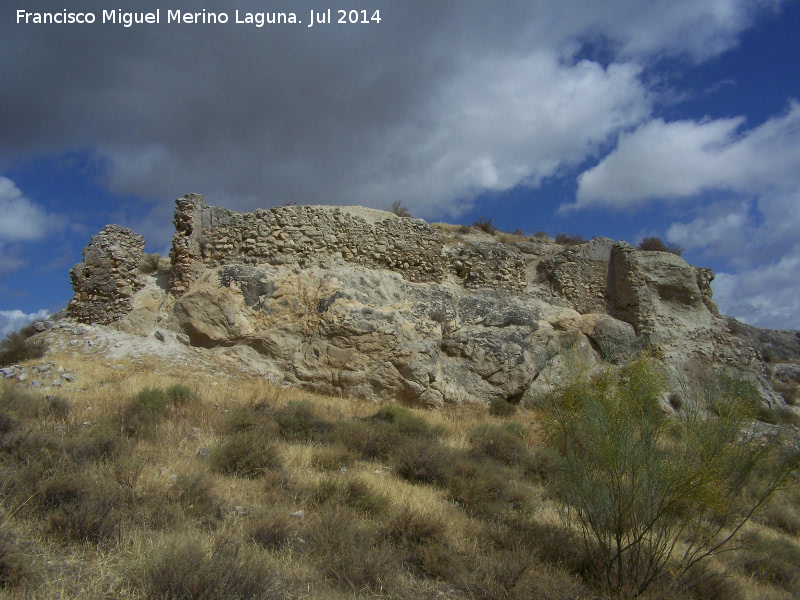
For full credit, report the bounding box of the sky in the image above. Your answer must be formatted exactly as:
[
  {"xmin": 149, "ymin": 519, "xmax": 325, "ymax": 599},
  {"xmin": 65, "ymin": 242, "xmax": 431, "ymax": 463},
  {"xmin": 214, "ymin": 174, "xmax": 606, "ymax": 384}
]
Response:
[{"xmin": 1, "ymin": 0, "xmax": 800, "ymax": 334}]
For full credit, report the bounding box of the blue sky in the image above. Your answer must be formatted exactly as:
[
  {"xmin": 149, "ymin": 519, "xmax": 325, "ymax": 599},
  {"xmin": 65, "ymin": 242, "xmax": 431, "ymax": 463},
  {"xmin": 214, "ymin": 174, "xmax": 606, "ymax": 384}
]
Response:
[{"xmin": 2, "ymin": 0, "xmax": 799, "ymax": 334}]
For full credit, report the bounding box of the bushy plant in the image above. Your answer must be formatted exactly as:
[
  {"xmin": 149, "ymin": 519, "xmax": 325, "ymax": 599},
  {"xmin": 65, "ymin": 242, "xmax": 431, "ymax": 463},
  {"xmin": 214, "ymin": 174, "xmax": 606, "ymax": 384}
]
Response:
[
  {"xmin": 469, "ymin": 422, "xmax": 531, "ymax": 468},
  {"xmin": 0, "ymin": 328, "xmax": 47, "ymax": 367},
  {"xmin": 210, "ymin": 431, "xmax": 281, "ymax": 478},
  {"xmin": 274, "ymin": 399, "xmax": 331, "ymax": 441},
  {"xmin": 142, "ymin": 535, "xmax": 283, "ymax": 600},
  {"xmin": 738, "ymin": 532, "xmax": 800, "ymax": 591},
  {"xmin": 0, "ymin": 530, "xmax": 36, "ymax": 590},
  {"xmin": 489, "ymin": 397, "xmax": 517, "ymax": 417},
  {"xmin": 637, "ymin": 236, "xmax": 684, "ymax": 256},
  {"xmin": 139, "ymin": 253, "xmax": 162, "ymax": 274},
  {"xmin": 554, "ymin": 232, "xmax": 586, "ymax": 245},
  {"xmin": 390, "ymin": 200, "xmax": 411, "ymax": 218},
  {"xmin": 473, "ymin": 217, "xmax": 497, "ymax": 234},
  {"xmin": 371, "ymin": 403, "xmax": 440, "ymax": 438},
  {"xmin": 540, "ymin": 356, "xmax": 799, "ymax": 597}
]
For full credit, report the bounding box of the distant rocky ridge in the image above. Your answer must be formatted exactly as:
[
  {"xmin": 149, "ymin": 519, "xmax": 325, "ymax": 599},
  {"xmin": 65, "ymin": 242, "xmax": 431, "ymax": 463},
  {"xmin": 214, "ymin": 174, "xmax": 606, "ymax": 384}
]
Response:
[{"xmin": 60, "ymin": 194, "xmax": 799, "ymax": 411}]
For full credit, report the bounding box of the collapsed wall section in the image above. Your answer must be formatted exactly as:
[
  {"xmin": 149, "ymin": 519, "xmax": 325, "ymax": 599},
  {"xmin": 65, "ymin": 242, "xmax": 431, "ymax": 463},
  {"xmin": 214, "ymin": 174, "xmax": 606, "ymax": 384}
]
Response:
[{"xmin": 169, "ymin": 194, "xmax": 444, "ymax": 295}]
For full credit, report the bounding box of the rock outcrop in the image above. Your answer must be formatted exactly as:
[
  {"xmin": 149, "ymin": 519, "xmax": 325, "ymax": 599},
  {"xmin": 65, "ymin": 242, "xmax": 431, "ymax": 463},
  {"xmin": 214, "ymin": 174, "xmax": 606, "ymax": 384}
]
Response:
[{"xmin": 65, "ymin": 194, "xmax": 800, "ymax": 410}]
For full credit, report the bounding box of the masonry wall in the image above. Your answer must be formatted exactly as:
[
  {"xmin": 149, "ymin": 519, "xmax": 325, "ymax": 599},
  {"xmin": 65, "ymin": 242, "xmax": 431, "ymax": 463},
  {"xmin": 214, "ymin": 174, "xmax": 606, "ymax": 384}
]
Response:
[{"xmin": 170, "ymin": 194, "xmax": 444, "ymax": 295}]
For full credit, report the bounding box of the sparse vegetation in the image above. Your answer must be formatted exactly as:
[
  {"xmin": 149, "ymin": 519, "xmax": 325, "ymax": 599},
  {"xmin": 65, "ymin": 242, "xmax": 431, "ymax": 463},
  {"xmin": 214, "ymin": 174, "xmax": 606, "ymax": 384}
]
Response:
[
  {"xmin": 473, "ymin": 216, "xmax": 497, "ymax": 234},
  {"xmin": 637, "ymin": 236, "xmax": 684, "ymax": 256},
  {"xmin": 390, "ymin": 200, "xmax": 411, "ymax": 218},
  {"xmin": 0, "ymin": 355, "xmax": 798, "ymax": 600},
  {"xmin": 139, "ymin": 252, "xmax": 162, "ymax": 274},
  {"xmin": 554, "ymin": 232, "xmax": 587, "ymax": 245},
  {"xmin": 0, "ymin": 325, "xmax": 47, "ymax": 367}
]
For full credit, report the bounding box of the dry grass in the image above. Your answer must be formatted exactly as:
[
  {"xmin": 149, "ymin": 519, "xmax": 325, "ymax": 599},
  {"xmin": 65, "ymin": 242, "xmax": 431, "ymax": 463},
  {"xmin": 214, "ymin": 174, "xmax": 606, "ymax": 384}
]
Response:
[{"xmin": 0, "ymin": 349, "xmax": 798, "ymax": 600}]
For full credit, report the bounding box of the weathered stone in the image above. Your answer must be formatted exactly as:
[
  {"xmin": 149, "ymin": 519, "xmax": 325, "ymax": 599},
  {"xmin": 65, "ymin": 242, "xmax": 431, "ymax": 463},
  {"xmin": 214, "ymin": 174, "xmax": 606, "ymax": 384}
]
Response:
[{"xmin": 68, "ymin": 225, "xmax": 145, "ymax": 324}]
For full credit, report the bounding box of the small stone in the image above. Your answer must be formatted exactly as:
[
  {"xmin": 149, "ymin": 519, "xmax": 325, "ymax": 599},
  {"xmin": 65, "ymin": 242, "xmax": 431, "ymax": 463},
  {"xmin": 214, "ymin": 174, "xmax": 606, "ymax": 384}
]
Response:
[
  {"xmin": 340, "ymin": 467, "xmax": 347, "ymax": 473},
  {"xmin": 62, "ymin": 373, "xmax": 76, "ymax": 382},
  {"xmin": 198, "ymin": 446, "xmax": 210, "ymax": 458},
  {"xmin": 154, "ymin": 330, "xmax": 166, "ymax": 342},
  {"xmin": 32, "ymin": 380, "xmax": 42, "ymax": 388},
  {"xmin": 176, "ymin": 333, "xmax": 191, "ymax": 346},
  {"xmin": 291, "ymin": 510, "xmax": 305, "ymax": 519}
]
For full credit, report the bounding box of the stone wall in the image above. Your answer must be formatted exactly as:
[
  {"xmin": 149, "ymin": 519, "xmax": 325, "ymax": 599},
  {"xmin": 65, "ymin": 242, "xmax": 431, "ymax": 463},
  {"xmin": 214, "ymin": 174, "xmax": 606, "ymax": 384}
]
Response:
[
  {"xmin": 170, "ymin": 194, "xmax": 444, "ymax": 295},
  {"xmin": 68, "ymin": 225, "xmax": 145, "ymax": 324},
  {"xmin": 446, "ymin": 242, "xmax": 526, "ymax": 291},
  {"xmin": 537, "ymin": 238, "xmax": 614, "ymax": 314}
]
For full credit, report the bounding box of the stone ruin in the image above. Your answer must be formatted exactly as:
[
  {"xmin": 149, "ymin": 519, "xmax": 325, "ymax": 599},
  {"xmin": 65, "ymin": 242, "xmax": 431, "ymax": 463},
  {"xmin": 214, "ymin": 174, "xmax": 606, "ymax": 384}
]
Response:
[{"xmin": 63, "ymin": 194, "xmax": 799, "ymax": 409}]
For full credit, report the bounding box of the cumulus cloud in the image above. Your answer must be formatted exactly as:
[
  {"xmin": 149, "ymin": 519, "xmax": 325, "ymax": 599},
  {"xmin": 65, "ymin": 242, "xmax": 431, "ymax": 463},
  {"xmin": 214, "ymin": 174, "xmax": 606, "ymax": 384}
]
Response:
[
  {"xmin": 0, "ymin": 308, "xmax": 51, "ymax": 336},
  {"xmin": 712, "ymin": 248, "xmax": 800, "ymax": 330},
  {"xmin": 0, "ymin": 177, "xmax": 54, "ymax": 242},
  {"xmin": 572, "ymin": 101, "xmax": 800, "ymax": 209}
]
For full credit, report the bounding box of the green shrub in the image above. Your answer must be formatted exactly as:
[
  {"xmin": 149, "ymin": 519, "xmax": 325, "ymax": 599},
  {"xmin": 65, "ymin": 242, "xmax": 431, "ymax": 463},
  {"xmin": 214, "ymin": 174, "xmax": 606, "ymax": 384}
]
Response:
[
  {"xmin": 488, "ymin": 397, "xmax": 517, "ymax": 417},
  {"xmin": 165, "ymin": 383, "xmax": 197, "ymax": 406},
  {"xmin": 142, "ymin": 535, "xmax": 283, "ymax": 600},
  {"xmin": 66, "ymin": 424, "xmax": 126, "ymax": 463},
  {"xmin": 393, "ymin": 439, "xmax": 454, "ymax": 486},
  {"xmin": 540, "ymin": 356, "xmax": 799, "ymax": 598},
  {"xmin": 210, "ymin": 431, "xmax": 281, "ymax": 478},
  {"xmin": 445, "ymin": 459, "xmax": 526, "ymax": 517},
  {"xmin": 332, "ymin": 419, "xmax": 405, "ymax": 461},
  {"xmin": 222, "ymin": 407, "xmax": 263, "ymax": 434}
]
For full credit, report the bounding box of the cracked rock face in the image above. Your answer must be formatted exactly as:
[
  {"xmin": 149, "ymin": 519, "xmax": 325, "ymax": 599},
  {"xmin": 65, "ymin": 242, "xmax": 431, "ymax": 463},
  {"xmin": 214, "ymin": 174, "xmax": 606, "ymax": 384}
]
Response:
[{"xmin": 169, "ymin": 263, "xmax": 549, "ymax": 407}]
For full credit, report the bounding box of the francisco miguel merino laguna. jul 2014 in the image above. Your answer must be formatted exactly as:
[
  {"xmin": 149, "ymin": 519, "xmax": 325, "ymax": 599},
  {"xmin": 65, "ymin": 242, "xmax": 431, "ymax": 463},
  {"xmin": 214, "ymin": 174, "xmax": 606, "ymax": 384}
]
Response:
[{"xmin": 15, "ymin": 8, "xmax": 382, "ymax": 27}]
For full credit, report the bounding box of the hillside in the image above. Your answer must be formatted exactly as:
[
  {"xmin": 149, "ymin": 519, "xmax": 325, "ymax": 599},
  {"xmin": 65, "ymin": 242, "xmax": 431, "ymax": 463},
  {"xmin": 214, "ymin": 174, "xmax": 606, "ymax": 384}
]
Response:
[{"xmin": 1, "ymin": 194, "xmax": 799, "ymax": 599}]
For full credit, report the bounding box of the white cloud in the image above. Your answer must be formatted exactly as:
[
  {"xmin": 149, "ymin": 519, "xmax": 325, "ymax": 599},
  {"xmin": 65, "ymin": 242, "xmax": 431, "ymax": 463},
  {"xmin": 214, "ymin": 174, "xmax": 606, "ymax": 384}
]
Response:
[
  {"xmin": 666, "ymin": 205, "xmax": 748, "ymax": 253},
  {"xmin": 0, "ymin": 309, "xmax": 51, "ymax": 336},
  {"xmin": 572, "ymin": 101, "xmax": 800, "ymax": 209},
  {"xmin": 712, "ymin": 248, "xmax": 800, "ymax": 329},
  {"xmin": 0, "ymin": 177, "xmax": 54, "ymax": 242}
]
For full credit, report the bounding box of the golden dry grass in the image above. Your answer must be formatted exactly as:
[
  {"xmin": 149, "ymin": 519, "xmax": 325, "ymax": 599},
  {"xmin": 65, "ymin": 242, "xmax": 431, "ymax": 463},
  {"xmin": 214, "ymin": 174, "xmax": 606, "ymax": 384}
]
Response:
[{"xmin": 0, "ymin": 348, "xmax": 797, "ymax": 600}]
